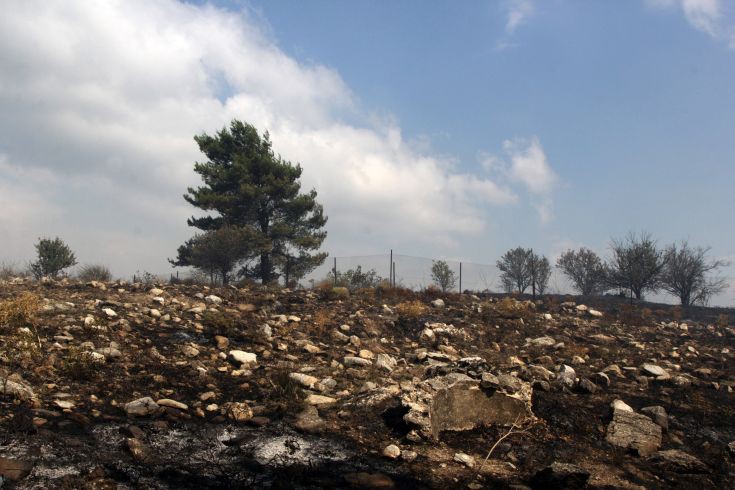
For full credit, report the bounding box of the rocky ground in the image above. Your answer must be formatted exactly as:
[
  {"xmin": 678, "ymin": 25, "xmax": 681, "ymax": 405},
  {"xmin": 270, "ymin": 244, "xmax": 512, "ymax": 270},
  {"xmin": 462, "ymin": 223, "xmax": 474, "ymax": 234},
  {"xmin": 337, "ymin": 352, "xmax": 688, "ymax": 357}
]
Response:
[{"xmin": 0, "ymin": 278, "xmax": 734, "ymax": 489}]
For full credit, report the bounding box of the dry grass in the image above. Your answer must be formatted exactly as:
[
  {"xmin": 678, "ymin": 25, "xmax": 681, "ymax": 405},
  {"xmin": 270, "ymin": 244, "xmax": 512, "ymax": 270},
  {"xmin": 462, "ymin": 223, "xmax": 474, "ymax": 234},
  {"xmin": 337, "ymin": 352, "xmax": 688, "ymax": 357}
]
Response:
[
  {"xmin": 395, "ymin": 300, "xmax": 428, "ymax": 318},
  {"xmin": 0, "ymin": 293, "xmax": 41, "ymax": 329},
  {"xmin": 60, "ymin": 346, "xmax": 99, "ymax": 380}
]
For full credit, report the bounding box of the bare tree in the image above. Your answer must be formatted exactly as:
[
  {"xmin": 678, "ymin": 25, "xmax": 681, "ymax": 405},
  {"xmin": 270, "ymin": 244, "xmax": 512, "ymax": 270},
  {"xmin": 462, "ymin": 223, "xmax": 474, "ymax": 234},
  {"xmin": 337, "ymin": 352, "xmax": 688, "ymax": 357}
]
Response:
[
  {"xmin": 556, "ymin": 247, "xmax": 607, "ymax": 296},
  {"xmin": 661, "ymin": 241, "xmax": 729, "ymax": 306},
  {"xmin": 497, "ymin": 247, "xmax": 532, "ymax": 294},
  {"xmin": 431, "ymin": 260, "xmax": 457, "ymax": 293},
  {"xmin": 606, "ymin": 232, "xmax": 667, "ymax": 300},
  {"xmin": 528, "ymin": 251, "xmax": 551, "ymax": 298}
]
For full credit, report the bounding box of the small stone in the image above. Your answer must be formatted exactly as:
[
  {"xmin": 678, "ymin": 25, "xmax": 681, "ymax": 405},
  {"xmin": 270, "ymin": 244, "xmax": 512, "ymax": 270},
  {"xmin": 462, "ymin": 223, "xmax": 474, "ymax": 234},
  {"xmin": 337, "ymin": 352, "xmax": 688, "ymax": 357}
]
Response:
[
  {"xmin": 289, "ymin": 372, "xmax": 319, "ymax": 388},
  {"xmin": 229, "ymin": 350, "xmax": 257, "ymax": 365},
  {"xmin": 124, "ymin": 397, "xmax": 160, "ymax": 417},
  {"xmin": 305, "ymin": 394, "xmax": 337, "ymax": 406},
  {"xmin": 205, "ymin": 295, "xmax": 222, "ymax": 304},
  {"xmin": 358, "ymin": 349, "xmax": 374, "ymax": 360},
  {"xmin": 453, "ymin": 452, "xmax": 475, "ymax": 467},
  {"xmin": 383, "ymin": 444, "xmax": 401, "ymax": 459},
  {"xmin": 641, "ymin": 363, "xmax": 668, "ymax": 377},
  {"xmin": 578, "ymin": 378, "xmax": 597, "ymax": 394},
  {"xmin": 376, "ymin": 353, "xmax": 398, "ymax": 372},
  {"xmin": 557, "ymin": 364, "xmax": 576, "ymax": 388},
  {"xmin": 214, "ymin": 335, "xmax": 229, "ymax": 350},
  {"xmin": 157, "ymin": 399, "xmax": 188, "ymax": 411},
  {"xmin": 292, "ymin": 405, "xmax": 325, "ymax": 433},
  {"xmin": 344, "ymin": 356, "xmax": 372, "ymax": 367},
  {"xmin": 102, "ymin": 308, "xmax": 117, "ymax": 318},
  {"xmin": 431, "ymin": 299, "xmax": 445, "ymax": 308},
  {"xmin": 611, "ymin": 399, "xmax": 634, "ymax": 413},
  {"xmin": 225, "ymin": 402, "xmax": 253, "ymax": 422}
]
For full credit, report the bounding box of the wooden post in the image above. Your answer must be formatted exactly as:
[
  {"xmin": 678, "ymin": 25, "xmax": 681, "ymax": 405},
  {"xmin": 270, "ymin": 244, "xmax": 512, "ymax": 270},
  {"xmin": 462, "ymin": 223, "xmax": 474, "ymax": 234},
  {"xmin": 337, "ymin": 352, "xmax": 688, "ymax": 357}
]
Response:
[
  {"xmin": 333, "ymin": 257, "xmax": 337, "ymax": 286},
  {"xmin": 392, "ymin": 261, "xmax": 396, "ymax": 287},
  {"xmin": 459, "ymin": 262, "xmax": 462, "ymax": 294},
  {"xmin": 389, "ymin": 249, "xmax": 393, "ymax": 287}
]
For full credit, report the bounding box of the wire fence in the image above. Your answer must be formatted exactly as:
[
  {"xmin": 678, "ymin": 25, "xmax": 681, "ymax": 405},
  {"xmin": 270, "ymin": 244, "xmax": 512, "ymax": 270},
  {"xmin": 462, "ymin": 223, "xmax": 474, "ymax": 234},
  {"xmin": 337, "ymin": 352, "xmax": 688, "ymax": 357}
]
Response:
[{"xmin": 305, "ymin": 252, "xmax": 501, "ymax": 293}]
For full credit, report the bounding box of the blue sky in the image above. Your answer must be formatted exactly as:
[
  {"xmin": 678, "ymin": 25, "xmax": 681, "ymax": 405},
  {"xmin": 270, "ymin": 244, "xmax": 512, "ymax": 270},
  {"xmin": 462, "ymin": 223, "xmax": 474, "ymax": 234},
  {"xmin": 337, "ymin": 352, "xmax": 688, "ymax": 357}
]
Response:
[{"xmin": 0, "ymin": 0, "xmax": 733, "ymax": 303}]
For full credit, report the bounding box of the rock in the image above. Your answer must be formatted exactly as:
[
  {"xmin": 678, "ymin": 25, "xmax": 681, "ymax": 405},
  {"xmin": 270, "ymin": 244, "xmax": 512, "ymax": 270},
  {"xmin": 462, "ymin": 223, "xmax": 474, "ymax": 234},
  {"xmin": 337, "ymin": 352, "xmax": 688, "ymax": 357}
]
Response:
[
  {"xmin": 124, "ymin": 397, "xmax": 160, "ymax": 417},
  {"xmin": 606, "ymin": 407, "xmax": 662, "ymax": 456},
  {"xmin": 205, "ymin": 295, "xmax": 222, "ymax": 304},
  {"xmin": 148, "ymin": 288, "xmax": 164, "ymax": 296},
  {"xmin": 149, "ymin": 308, "xmax": 161, "ymax": 318},
  {"xmin": 344, "ymin": 356, "xmax": 372, "ymax": 367},
  {"xmin": 556, "ymin": 365, "xmax": 577, "ymax": 389},
  {"xmin": 214, "ymin": 335, "xmax": 229, "ymax": 350},
  {"xmin": 382, "ymin": 444, "xmax": 401, "ymax": 459},
  {"xmin": 401, "ymin": 450, "xmax": 417, "ymax": 462},
  {"xmin": 578, "ymin": 378, "xmax": 597, "ymax": 394},
  {"xmin": 529, "ymin": 462, "xmax": 590, "ymax": 490},
  {"xmin": 127, "ymin": 437, "xmax": 154, "ymax": 463},
  {"xmin": 641, "ymin": 363, "xmax": 668, "ymax": 377},
  {"xmin": 305, "ymin": 394, "xmax": 337, "ymax": 406},
  {"xmin": 641, "ymin": 406, "xmax": 668, "ymax": 431},
  {"xmin": 588, "ymin": 309, "xmax": 603, "ymax": 317},
  {"xmin": 528, "ymin": 336, "xmax": 556, "ymax": 347},
  {"xmin": 453, "ymin": 452, "xmax": 475, "ymax": 467},
  {"xmin": 54, "ymin": 399, "xmax": 75, "ymax": 410},
  {"xmin": 431, "ymin": 298, "xmax": 445, "ymax": 308},
  {"xmin": 102, "ymin": 308, "xmax": 117, "ymax": 317},
  {"xmin": 0, "ymin": 378, "xmax": 35, "ymax": 401},
  {"xmin": 225, "ymin": 402, "xmax": 253, "ymax": 422},
  {"xmin": 376, "ymin": 353, "xmax": 398, "ymax": 372},
  {"xmin": 0, "ymin": 457, "xmax": 34, "ymax": 481},
  {"xmin": 292, "ymin": 405, "xmax": 325, "ymax": 433},
  {"xmin": 611, "ymin": 399, "xmax": 634, "ymax": 413},
  {"xmin": 727, "ymin": 441, "xmax": 735, "ymax": 457},
  {"xmin": 403, "ymin": 373, "xmax": 534, "ymax": 439},
  {"xmin": 229, "ymin": 350, "xmax": 257, "ymax": 365},
  {"xmin": 289, "ymin": 372, "xmax": 319, "ymax": 389},
  {"xmin": 420, "ymin": 328, "xmax": 436, "ymax": 342},
  {"xmin": 358, "ymin": 349, "xmax": 374, "ymax": 360},
  {"xmin": 182, "ymin": 345, "xmax": 199, "ymax": 357},
  {"xmin": 157, "ymin": 399, "xmax": 188, "ymax": 411},
  {"xmin": 648, "ymin": 449, "xmax": 708, "ymax": 473}
]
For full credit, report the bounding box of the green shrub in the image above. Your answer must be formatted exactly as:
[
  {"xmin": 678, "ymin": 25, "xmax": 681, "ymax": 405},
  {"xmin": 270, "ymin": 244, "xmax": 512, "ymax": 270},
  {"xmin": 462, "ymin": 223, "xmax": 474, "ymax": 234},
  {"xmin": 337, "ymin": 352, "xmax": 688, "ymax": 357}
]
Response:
[{"xmin": 29, "ymin": 237, "xmax": 77, "ymax": 279}]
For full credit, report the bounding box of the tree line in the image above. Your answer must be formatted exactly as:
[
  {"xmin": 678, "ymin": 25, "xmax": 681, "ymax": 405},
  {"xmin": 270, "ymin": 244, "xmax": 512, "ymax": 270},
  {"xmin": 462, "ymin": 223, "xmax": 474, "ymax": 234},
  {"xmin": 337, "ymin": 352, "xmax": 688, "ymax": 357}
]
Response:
[{"xmin": 498, "ymin": 232, "xmax": 728, "ymax": 307}]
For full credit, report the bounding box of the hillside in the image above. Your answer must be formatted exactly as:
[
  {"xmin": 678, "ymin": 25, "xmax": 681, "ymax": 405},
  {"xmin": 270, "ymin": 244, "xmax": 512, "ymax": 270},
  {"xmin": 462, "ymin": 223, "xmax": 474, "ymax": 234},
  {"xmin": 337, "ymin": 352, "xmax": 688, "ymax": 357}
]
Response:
[{"xmin": 1, "ymin": 278, "xmax": 734, "ymax": 488}]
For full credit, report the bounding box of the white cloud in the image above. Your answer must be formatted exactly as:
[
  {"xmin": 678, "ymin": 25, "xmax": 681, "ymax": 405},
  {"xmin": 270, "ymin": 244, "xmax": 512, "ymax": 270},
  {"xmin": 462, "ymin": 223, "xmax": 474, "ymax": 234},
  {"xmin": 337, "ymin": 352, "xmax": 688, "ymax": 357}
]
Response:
[
  {"xmin": 505, "ymin": 0, "xmax": 536, "ymax": 34},
  {"xmin": 480, "ymin": 137, "xmax": 558, "ymax": 223},
  {"xmin": 646, "ymin": 0, "xmax": 735, "ymax": 47},
  {"xmin": 0, "ymin": 0, "xmax": 552, "ymax": 273},
  {"xmin": 495, "ymin": 0, "xmax": 536, "ymax": 50}
]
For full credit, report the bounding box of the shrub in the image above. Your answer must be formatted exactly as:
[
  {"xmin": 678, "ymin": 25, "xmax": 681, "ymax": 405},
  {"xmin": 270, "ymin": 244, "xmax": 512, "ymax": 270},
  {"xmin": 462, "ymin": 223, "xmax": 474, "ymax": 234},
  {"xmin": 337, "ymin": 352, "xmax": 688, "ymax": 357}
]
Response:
[
  {"xmin": 29, "ymin": 237, "xmax": 77, "ymax": 279},
  {"xmin": 78, "ymin": 264, "xmax": 112, "ymax": 282},
  {"xmin": 0, "ymin": 293, "xmax": 41, "ymax": 330},
  {"xmin": 431, "ymin": 260, "xmax": 457, "ymax": 293},
  {"xmin": 395, "ymin": 300, "xmax": 428, "ymax": 318},
  {"xmin": 0, "ymin": 262, "xmax": 26, "ymax": 280},
  {"xmin": 60, "ymin": 346, "xmax": 99, "ymax": 380}
]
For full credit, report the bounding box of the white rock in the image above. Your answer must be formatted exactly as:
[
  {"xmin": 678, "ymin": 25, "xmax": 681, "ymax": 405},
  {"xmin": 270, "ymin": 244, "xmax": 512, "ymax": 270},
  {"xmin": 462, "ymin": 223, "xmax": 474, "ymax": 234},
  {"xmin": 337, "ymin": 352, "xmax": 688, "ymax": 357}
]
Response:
[
  {"xmin": 611, "ymin": 399, "xmax": 634, "ymax": 413},
  {"xmin": 289, "ymin": 372, "xmax": 319, "ymax": 388},
  {"xmin": 383, "ymin": 444, "xmax": 401, "ymax": 459},
  {"xmin": 454, "ymin": 452, "xmax": 475, "ymax": 467},
  {"xmin": 205, "ymin": 295, "xmax": 223, "ymax": 304},
  {"xmin": 641, "ymin": 363, "xmax": 668, "ymax": 377},
  {"xmin": 431, "ymin": 299, "xmax": 445, "ymax": 308},
  {"xmin": 102, "ymin": 308, "xmax": 117, "ymax": 318},
  {"xmin": 229, "ymin": 350, "xmax": 257, "ymax": 365},
  {"xmin": 589, "ymin": 309, "xmax": 603, "ymax": 318},
  {"xmin": 157, "ymin": 399, "xmax": 188, "ymax": 410},
  {"xmin": 149, "ymin": 288, "xmax": 164, "ymax": 296}
]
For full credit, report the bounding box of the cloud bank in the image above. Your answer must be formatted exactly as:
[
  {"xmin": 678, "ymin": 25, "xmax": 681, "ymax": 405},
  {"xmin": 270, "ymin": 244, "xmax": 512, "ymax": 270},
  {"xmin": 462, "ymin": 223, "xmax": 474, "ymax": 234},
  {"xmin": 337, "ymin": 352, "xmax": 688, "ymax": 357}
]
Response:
[{"xmin": 0, "ymin": 0, "xmax": 552, "ymax": 275}]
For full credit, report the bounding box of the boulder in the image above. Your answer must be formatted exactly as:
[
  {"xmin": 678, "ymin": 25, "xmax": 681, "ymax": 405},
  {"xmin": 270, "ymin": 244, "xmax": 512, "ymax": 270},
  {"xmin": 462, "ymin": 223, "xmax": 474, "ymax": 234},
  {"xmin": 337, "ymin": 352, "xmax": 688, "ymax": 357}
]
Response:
[
  {"xmin": 648, "ymin": 449, "xmax": 708, "ymax": 473},
  {"xmin": 606, "ymin": 406, "xmax": 662, "ymax": 456},
  {"xmin": 402, "ymin": 373, "xmax": 534, "ymax": 439}
]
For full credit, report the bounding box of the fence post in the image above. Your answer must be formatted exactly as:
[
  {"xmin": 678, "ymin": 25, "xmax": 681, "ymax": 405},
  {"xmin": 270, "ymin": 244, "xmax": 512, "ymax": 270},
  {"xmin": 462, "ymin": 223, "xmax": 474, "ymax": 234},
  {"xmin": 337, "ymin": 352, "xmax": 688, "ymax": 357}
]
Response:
[
  {"xmin": 459, "ymin": 262, "xmax": 462, "ymax": 294},
  {"xmin": 392, "ymin": 261, "xmax": 396, "ymax": 287},
  {"xmin": 389, "ymin": 249, "xmax": 393, "ymax": 287},
  {"xmin": 333, "ymin": 257, "xmax": 337, "ymax": 287}
]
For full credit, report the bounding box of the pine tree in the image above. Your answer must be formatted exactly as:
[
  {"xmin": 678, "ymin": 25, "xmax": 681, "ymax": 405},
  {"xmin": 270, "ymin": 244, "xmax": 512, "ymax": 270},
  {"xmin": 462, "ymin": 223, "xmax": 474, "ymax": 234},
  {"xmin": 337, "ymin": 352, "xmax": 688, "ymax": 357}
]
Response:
[{"xmin": 178, "ymin": 120, "xmax": 327, "ymax": 284}]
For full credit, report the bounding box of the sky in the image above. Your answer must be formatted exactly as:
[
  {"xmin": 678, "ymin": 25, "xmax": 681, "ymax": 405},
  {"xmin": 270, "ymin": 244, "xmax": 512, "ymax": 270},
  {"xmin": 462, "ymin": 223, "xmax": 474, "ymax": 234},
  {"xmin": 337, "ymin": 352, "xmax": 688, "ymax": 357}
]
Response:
[{"xmin": 0, "ymin": 0, "xmax": 733, "ymax": 305}]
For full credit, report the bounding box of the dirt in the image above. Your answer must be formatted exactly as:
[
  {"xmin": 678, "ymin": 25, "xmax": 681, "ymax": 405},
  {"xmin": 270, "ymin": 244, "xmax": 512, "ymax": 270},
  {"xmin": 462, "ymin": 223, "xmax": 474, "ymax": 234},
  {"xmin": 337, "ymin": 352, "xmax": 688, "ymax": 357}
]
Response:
[{"xmin": 0, "ymin": 278, "xmax": 733, "ymax": 488}]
